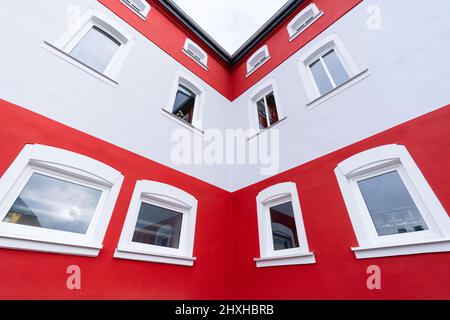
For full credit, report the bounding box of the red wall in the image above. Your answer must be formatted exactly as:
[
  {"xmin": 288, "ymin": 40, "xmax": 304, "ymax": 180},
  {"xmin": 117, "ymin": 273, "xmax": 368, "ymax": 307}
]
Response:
[
  {"xmin": 232, "ymin": 104, "xmax": 450, "ymax": 299},
  {"xmin": 0, "ymin": 99, "xmax": 234, "ymax": 300}
]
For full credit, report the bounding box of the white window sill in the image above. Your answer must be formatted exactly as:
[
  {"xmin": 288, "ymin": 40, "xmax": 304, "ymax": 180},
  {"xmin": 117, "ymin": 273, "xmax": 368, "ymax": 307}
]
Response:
[
  {"xmin": 306, "ymin": 69, "xmax": 370, "ymax": 110},
  {"xmin": 352, "ymin": 238, "xmax": 450, "ymax": 259},
  {"xmin": 254, "ymin": 251, "xmax": 315, "ymax": 268},
  {"xmin": 120, "ymin": 0, "xmax": 148, "ymax": 21},
  {"xmin": 0, "ymin": 233, "xmax": 102, "ymax": 257},
  {"xmin": 247, "ymin": 116, "xmax": 288, "ymax": 141},
  {"xmin": 182, "ymin": 49, "xmax": 209, "ymax": 71},
  {"xmin": 246, "ymin": 56, "xmax": 271, "ymax": 78},
  {"xmin": 41, "ymin": 41, "xmax": 119, "ymax": 87},
  {"xmin": 289, "ymin": 12, "xmax": 324, "ymax": 42},
  {"xmin": 160, "ymin": 108, "xmax": 204, "ymax": 135},
  {"xmin": 114, "ymin": 247, "xmax": 196, "ymax": 267}
]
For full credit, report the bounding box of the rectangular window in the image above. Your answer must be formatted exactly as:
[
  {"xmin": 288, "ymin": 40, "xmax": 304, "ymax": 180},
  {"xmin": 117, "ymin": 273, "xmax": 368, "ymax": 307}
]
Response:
[
  {"xmin": 269, "ymin": 201, "xmax": 300, "ymax": 251},
  {"xmin": 172, "ymin": 84, "xmax": 196, "ymax": 124},
  {"xmin": 256, "ymin": 91, "xmax": 280, "ymax": 129},
  {"xmin": 357, "ymin": 170, "xmax": 428, "ymax": 236},
  {"xmin": 69, "ymin": 26, "xmax": 121, "ymax": 74},
  {"xmin": 4, "ymin": 173, "xmax": 102, "ymax": 234},
  {"xmin": 132, "ymin": 202, "xmax": 183, "ymax": 249},
  {"xmin": 309, "ymin": 49, "xmax": 350, "ymax": 96}
]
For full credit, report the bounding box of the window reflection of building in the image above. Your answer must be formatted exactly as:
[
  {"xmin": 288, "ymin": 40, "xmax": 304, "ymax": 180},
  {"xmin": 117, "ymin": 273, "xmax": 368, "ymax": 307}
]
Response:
[
  {"xmin": 269, "ymin": 202, "xmax": 299, "ymax": 251},
  {"xmin": 4, "ymin": 197, "xmax": 41, "ymax": 228},
  {"xmin": 172, "ymin": 84, "xmax": 196, "ymax": 124}
]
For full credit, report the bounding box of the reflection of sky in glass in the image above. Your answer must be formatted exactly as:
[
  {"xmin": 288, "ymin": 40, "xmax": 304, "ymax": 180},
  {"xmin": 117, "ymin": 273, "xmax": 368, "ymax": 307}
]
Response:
[
  {"xmin": 70, "ymin": 26, "xmax": 121, "ymax": 73},
  {"xmin": 4, "ymin": 173, "xmax": 102, "ymax": 234}
]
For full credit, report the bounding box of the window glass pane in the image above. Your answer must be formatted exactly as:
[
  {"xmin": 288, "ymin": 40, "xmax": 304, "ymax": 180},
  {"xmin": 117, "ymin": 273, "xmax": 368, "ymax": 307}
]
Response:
[
  {"xmin": 3, "ymin": 173, "xmax": 101, "ymax": 234},
  {"xmin": 292, "ymin": 11, "xmax": 314, "ymax": 32},
  {"xmin": 265, "ymin": 92, "xmax": 279, "ymax": 125},
  {"xmin": 322, "ymin": 49, "xmax": 350, "ymax": 87},
  {"xmin": 309, "ymin": 58, "xmax": 334, "ymax": 95},
  {"xmin": 357, "ymin": 171, "xmax": 429, "ymax": 236},
  {"xmin": 173, "ymin": 84, "xmax": 196, "ymax": 124},
  {"xmin": 269, "ymin": 201, "xmax": 299, "ymax": 250},
  {"xmin": 256, "ymin": 98, "xmax": 268, "ymax": 129},
  {"xmin": 130, "ymin": 0, "xmax": 146, "ymax": 11},
  {"xmin": 69, "ymin": 26, "xmax": 121, "ymax": 73},
  {"xmin": 132, "ymin": 202, "xmax": 183, "ymax": 249}
]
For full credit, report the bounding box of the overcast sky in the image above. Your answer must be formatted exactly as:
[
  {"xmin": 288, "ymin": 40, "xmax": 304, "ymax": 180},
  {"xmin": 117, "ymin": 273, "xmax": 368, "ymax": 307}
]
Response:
[{"xmin": 173, "ymin": 0, "xmax": 289, "ymax": 54}]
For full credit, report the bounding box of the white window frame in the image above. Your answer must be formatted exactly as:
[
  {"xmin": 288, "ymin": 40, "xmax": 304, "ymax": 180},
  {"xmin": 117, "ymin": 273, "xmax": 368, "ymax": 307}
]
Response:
[
  {"xmin": 183, "ymin": 38, "xmax": 208, "ymax": 70},
  {"xmin": 42, "ymin": 8, "xmax": 135, "ymax": 86},
  {"xmin": 287, "ymin": 3, "xmax": 323, "ymax": 41},
  {"xmin": 0, "ymin": 144, "xmax": 123, "ymax": 257},
  {"xmin": 335, "ymin": 144, "xmax": 450, "ymax": 259},
  {"xmin": 161, "ymin": 72, "xmax": 205, "ymax": 134},
  {"xmin": 120, "ymin": 0, "xmax": 151, "ymax": 20},
  {"xmin": 246, "ymin": 45, "xmax": 271, "ymax": 77},
  {"xmin": 254, "ymin": 182, "xmax": 315, "ymax": 267},
  {"xmin": 114, "ymin": 180, "xmax": 198, "ymax": 266},
  {"xmin": 247, "ymin": 79, "xmax": 287, "ymax": 139},
  {"xmin": 298, "ymin": 34, "xmax": 369, "ymax": 108}
]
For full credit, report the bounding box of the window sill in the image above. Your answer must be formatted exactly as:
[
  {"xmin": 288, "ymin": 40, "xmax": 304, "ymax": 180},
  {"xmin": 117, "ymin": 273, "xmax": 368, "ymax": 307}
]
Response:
[
  {"xmin": 41, "ymin": 41, "xmax": 119, "ymax": 87},
  {"xmin": 120, "ymin": 0, "xmax": 148, "ymax": 21},
  {"xmin": 0, "ymin": 233, "xmax": 102, "ymax": 257},
  {"xmin": 352, "ymin": 238, "xmax": 450, "ymax": 259},
  {"xmin": 246, "ymin": 56, "xmax": 271, "ymax": 78},
  {"xmin": 306, "ymin": 69, "xmax": 370, "ymax": 110},
  {"xmin": 114, "ymin": 247, "xmax": 196, "ymax": 267},
  {"xmin": 182, "ymin": 49, "xmax": 209, "ymax": 71},
  {"xmin": 289, "ymin": 12, "xmax": 324, "ymax": 42},
  {"xmin": 254, "ymin": 251, "xmax": 315, "ymax": 268},
  {"xmin": 160, "ymin": 108, "xmax": 204, "ymax": 135},
  {"xmin": 247, "ymin": 116, "xmax": 288, "ymax": 141}
]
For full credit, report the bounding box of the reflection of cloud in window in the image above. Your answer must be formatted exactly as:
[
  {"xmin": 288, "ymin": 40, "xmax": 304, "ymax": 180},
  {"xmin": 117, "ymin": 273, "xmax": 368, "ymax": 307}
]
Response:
[{"xmin": 4, "ymin": 173, "xmax": 101, "ymax": 234}]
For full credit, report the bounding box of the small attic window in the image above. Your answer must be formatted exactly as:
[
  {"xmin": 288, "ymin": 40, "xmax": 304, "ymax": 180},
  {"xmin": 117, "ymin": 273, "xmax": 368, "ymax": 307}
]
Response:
[
  {"xmin": 183, "ymin": 39, "xmax": 208, "ymax": 70},
  {"xmin": 121, "ymin": 0, "xmax": 151, "ymax": 19},
  {"xmin": 287, "ymin": 3, "xmax": 323, "ymax": 41},
  {"xmin": 246, "ymin": 45, "xmax": 270, "ymax": 77}
]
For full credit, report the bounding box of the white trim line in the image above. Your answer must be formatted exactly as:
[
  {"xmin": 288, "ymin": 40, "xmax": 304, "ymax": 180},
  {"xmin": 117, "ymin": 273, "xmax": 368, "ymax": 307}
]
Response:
[
  {"xmin": 114, "ymin": 247, "xmax": 196, "ymax": 266},
  {"xmin": 255, "ymin": 252, "xmax": 315, "ymax": 267}
]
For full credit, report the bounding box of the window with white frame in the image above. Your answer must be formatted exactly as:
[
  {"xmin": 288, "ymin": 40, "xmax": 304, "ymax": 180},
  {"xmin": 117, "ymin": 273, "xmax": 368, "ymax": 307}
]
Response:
[
  {"xmin": 162, "ymin": 73, "xmax": 204, "ymax": 132},
  {"xmin": 183, "ymin": 38, "xmax": 208, "ymax": 69},
  {"xmin": 246, "ymin": 45, "xmax": 270, "ymax": 76},
  {"xmin": 298, "ymin": 34, "xmax": 368, "ymax": 105},
  {"xmin": 43, "ymin": 8, "xmax": 134, "ymax": 85},
  {"xmin": 254, "ymin": 182, "xmax": 315, "ymax": 267},
  {"xmin": 114, "ymin": 180, "xmax": 198, "ymax": 266},
  {"xmin": 121, "ymin": 0, "xmax": 151, "ymax": 19},
  {"xmin": 287, "ymin": 3, "xmax": 323, "ymax": 41},
  {"xmin": 335, "ymin": 144, "xmax": 450, "ymax": 259},
  {"xmin": 0, "ymin": 144, "xmax": 123, "ymax": 257}
]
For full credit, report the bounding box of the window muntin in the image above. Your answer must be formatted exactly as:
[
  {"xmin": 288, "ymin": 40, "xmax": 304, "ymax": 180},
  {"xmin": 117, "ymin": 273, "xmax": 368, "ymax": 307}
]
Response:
[
  {"xmin": 0, "ymin": 144, "xmax": 123, "ymax": 256},
  {"xmin": 269, "ymin": 201, "xmax": 299, "ymax": 251},
  {"xmin": 69, "ymin": 26, "xmax": 121, "ymax": 74},
  {"xmin": 172, "ymin": 84, "xmax": 196, "ymax": 124},
  {"xmin": 309, "ymin": 49, "xmax": 350, "ymax": 96},
  {"xmin": 132, "ymin": 202, "xmax": 183, "ymax": 249},
  {"xmin": 357, "ymin": 170, "xmax": 428, "ymax": 236},
  {"xmin": 256, "ymin": 91, "xmax": 280, "ymax": 129},
  {"xmin": 4, "ymin": 173, "xmax": 101, "ymax": 234}
]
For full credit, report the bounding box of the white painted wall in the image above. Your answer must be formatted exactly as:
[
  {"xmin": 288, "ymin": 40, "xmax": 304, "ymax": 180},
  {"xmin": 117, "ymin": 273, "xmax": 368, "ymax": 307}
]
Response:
[
  {"xmin": 0, "ymin": 0, "xmax": 448, "ymax": 192},
  {"xmin": 230, "ymin": 0, "xmax": 450, "ymax": 191},
  {"xmin": 0, "ymin": 0, "xmax": 233, "ymax": 190}
]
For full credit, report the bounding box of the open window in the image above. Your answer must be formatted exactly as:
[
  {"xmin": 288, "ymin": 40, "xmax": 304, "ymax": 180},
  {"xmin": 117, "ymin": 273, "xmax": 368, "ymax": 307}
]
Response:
[
  {"xmin": 335, "ymin": 144, "xmax": 450, "ymax": 259},
  {"xmin": 248, "ymin": 80, "xmax": 286, "ymax": 135},
  {"xmin": 0, "ymin": 144, "xmax": 123, "ymax": 256},
  {"xmin": 114, "ymin": 180, "xmax": 198, "ymax": 266},
  {"xmin": 254, "ymin": 182, "xmax": 315, "ymax": 267},
  {"xmin": 287, "ymin": 3, "xmax": 323, "ymax": 41},
  {"xmin": 162, "ymin": 73, "xmax": 204, "ymax": 133},
  {"xmin": 246, "ymin": 45, "xmax": 271, "ymax": 77},
  {"xmin": 183, "ymin": 38, "xmax": 208, "ymax": 70},
  {"xmin": 121, "ymin": 0, "xmax": 151, "ymax": 19},
  {"xmin": 298, "ymin": 34, "xmax": 368, "ymax": 107},
  {"xmin": 43, "ymin": 8, "xmax": 134, "ymax": 86}
]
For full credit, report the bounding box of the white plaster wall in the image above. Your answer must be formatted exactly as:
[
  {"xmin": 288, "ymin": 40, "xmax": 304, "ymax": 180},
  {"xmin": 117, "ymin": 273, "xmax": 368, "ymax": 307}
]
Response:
[
  {"xmin": 0, "ymin": 0, "xmax": 233, "ymax": 191},
  {"xmin": 230, "ymin": 0, "xmax": 450, "ymax": 191}
]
